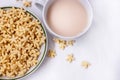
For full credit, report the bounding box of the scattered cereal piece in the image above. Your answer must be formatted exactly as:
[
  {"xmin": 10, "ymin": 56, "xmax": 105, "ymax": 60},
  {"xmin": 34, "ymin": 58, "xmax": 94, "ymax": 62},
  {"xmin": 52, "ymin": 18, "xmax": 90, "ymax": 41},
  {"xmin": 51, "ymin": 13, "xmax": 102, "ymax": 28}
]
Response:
[
  {"xmin": 53, "ymin": 38, "xmax": 60, "ymax": 44},
  {"xmin": 23, "ymin": 1, "xmax": 32, "ymax": 7},
  {"xmin": 53, "ymin": 38, "xmax": 76, "ymax": 50},
  {"xmin": 66, "ymin": 54, "xmax": 75, "ymax": 63},
  {"xmin": 67, "ymin": 40, "xmax": 75, "ymax": 46},
  {"xmin": 81, "ymin": 61, "xmax": 91, "ymax": 69},
  {"xmin": 16, "ymin": 0, "xmax": 32, "ymax": 7},
  {"xmin": 59, "ymin": 43, "xmax": 66, "ymax": 50},
  {"xmin": 53, "ymin": 38, "xmax": 67, "ymax": 50},
  {"xmin": 48, "ymin": 49, "xmax": 56, "ymax": 58}
]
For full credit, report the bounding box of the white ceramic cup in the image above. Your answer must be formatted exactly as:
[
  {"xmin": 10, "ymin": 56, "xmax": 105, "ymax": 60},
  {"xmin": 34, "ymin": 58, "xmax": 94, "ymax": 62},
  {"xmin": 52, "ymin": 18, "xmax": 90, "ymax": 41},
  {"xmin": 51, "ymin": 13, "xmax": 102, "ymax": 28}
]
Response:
[{"xmin": 34, "ymin": 0, "xmax": 93, "ymax": 40}]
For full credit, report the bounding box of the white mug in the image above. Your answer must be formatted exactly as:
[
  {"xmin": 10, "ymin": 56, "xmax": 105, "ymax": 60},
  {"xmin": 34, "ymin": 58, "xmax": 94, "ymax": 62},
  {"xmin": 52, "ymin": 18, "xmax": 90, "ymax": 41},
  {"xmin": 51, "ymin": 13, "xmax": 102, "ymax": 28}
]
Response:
[{"xmin": 33, "ymin": 0, "xmax": 93, "ymax": 40}]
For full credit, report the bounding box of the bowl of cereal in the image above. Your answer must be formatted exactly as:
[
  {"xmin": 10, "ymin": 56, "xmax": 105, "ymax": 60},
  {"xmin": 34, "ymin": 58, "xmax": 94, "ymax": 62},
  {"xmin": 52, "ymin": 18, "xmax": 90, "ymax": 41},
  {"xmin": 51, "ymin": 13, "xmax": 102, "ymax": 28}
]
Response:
[{"xmin": 0, "ymin": 7, "xmax": 48, "ymax": 79}]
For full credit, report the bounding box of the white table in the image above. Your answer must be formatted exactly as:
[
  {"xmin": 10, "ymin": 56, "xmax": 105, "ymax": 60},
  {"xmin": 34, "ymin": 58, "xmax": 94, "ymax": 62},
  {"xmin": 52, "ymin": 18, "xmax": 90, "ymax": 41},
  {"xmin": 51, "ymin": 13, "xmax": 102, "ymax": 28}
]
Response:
[{"xmin": 0, "ymin": 0, "xmax": 120, "ymax": 80}]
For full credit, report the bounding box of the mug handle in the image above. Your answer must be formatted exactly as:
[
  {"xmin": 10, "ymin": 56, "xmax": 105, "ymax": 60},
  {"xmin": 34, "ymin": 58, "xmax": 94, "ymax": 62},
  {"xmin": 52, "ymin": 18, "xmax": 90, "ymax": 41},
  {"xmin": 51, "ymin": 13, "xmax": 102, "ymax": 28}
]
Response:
[{"xmin": 32, "ymin": 0, "xmax": 46, "ymax": 20}]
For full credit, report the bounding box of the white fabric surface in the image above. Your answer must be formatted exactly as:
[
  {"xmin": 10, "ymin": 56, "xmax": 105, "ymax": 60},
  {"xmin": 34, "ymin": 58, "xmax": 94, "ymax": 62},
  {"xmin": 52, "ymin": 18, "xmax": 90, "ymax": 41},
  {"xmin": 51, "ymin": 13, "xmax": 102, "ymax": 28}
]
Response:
[{"xmin": 0, "ymin": 0, "xmax": 120, "ymax": 80}]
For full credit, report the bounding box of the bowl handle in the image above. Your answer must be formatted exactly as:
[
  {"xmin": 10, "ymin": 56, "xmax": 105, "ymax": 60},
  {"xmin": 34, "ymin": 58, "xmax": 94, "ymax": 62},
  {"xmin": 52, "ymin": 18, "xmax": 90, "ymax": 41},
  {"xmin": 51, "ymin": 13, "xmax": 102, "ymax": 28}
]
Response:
[{"xmin": 32, "ymin": 0, "xmax": 46, "ymax": 20}]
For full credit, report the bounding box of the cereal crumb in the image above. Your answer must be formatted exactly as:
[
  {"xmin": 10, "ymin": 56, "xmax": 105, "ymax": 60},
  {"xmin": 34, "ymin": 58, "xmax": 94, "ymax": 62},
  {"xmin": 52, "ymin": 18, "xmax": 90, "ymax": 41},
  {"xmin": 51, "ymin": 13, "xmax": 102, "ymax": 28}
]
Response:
[
  {"xmin": 23, "ymin": 1, "xmax": 32, "ymax": 7},
  {"xmin": 66, "ymin": 54, "xmax": 75, "ymax": 63},
  {"xmin": 81, "ymin": 61, "xmax": 91, "ymax": 69},
  {"xmin": 16, "ymin": 0, "xmax": 32, "ymax": 7},
  {"xmin": 53, "ymin": 38, "xmax": 67, "ymax": 50},
  {"xmin": 59, "ymin": 42, "xmax": 66, "ymax": 50},
  {"xmin": 48, "ymin": 49, "xmax": 56, "ymax": 58},
  {"xmin": 53, "ymin": 38, "xmax": 75, "ymax": 50},
  {"xmin": 53, "ymin": 38, "xmax": 60, "ymax": 44},
  {"xmin": 67, "ymin": 40, "xmax": 75, "ymax": 46}
]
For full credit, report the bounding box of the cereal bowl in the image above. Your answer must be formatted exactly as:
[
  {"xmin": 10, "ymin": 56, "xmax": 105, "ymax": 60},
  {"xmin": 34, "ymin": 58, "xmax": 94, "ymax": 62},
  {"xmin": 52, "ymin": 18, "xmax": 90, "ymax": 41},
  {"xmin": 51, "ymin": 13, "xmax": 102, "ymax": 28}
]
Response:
[{"xmin": 0, "ymin": 7, "xmax": 48, "ymax": 80}]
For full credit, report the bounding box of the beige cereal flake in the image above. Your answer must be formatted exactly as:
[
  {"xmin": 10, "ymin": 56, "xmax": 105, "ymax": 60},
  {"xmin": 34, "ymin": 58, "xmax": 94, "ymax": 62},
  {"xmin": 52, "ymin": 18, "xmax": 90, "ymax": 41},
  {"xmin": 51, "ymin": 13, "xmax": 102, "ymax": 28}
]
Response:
[
  {"xmin": 66, "ymin": 54, "xmax": 75, "ymax": 63},
  {"xmin": 81, "ymin": 61, "xmax": 91, "ymax": 69},
  {"xmin": 0, "ymin": 7, "xmax": 46, "ymax": 77},
  {"xmin": 53, "ymin": 38, "xmax": 67, "ymax": 50},
  {"xmin": 67, "ymin": 40, "xmax": 75, "ymax": 46},
  {"xmin": 23, "ymin": 1, "xmax": 32, "ymax": 7},
  {"xmin": 47, "ymin": 49, "xmax": 56, "ymax": 58}
]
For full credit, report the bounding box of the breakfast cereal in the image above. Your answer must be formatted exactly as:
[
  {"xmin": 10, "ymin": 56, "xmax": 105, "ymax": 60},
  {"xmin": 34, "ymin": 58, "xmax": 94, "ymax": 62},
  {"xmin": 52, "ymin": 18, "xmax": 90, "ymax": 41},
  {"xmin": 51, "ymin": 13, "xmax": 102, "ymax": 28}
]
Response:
[
  {"xmin": 81, "ymin": 61, "xmax": 91, "ymax": 69},
  {"xmin": 47, "ymin": 49, "xmax": 56, "ymax": 58},
  {"xmin": 0, "ymin": 7, "xmax": 46, "ymax": 77},
  {"xmin": 53, "ymin": 38, "xmax": 75, "ymax": 50},
  {"xmin": 66, "ymin": 54, "xmax": 75, "ymax": 63}
]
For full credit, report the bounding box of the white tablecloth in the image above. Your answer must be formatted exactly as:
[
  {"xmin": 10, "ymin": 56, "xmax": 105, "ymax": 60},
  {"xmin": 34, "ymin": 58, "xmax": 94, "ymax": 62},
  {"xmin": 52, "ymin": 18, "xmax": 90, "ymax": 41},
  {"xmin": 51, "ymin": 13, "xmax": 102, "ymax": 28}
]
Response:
[{"xmin": 0, "ymin": 0, "xmax": 120, "ymax": 80}]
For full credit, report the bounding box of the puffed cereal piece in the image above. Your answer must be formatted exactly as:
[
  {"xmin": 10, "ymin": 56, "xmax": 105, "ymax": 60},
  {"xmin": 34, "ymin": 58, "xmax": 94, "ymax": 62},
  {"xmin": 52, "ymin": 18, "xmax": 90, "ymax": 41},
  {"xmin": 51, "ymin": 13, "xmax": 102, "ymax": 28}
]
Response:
[
  {"xmin": 53, "ymin": 38, "xmax": 67, "ymax": 50},
  {"xmin": 67, "ymin": 40, "xmax": 75, "ymax": 46},
  {"xmin": 53, "ymin": 38, "xmax": 76, "ymax": 50},
  {"xmin": 53, "ymin": 38, "xmax": 60, "ymax": 44},
  {"xmin": 47, "ymin": 49, "xmax": 56, "ymax": 58},
  {"xmin": 23, "ymin": 1, "xmax": 32, "ymax": 7},
  {"xmin": 59, "ymin": 43, "xmax": 66, "ymax": 50},
  {"xmin": 81, "ymin": 61, "xmax": 91, "ymax": 69},
  {"xmin": 66, "ymin": 54, "xmax": 75, "ymax": 63}
]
